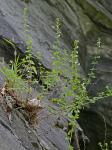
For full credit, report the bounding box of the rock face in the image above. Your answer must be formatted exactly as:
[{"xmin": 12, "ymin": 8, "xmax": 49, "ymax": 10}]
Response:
[
  {"xmin": 0, "ymin": 96, "xmax": 69, "ymax": 150},
  {"xmin": 0, "ymin": 0, "xmax": 112, "ymax": 150}
]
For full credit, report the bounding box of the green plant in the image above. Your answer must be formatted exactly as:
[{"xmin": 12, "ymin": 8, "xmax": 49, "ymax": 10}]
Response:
[
  {"xmin": 0, "ymin": 54, "xmax": 28, "ymax": 94},
  {"xmin": 0, "ymin": 7, "xmax": 37, "ymax": 96},
  {"xmin": 38, "ymin": 18, "xmax": 87, "ymax": 149},
  {"xmin": 99, "ymin": 142, "xmax": 108, "ymax": 150},
  {"xmin": 98, "ymin": 115, "xmax": 112, "ymax": 150},
  {"xmin": 20, "ymin": 8, "xmax": 37, "ymax": 83},
  {"xmin": 98, "ymin": 141, "xmax": 112, "ymax": 150},
  {"xmin": 39, "ymin": 18, "xmax": 112, "ymax": 150},
  {"xmin": 86, "ymin": 38, "xmax": 101, "ymax": 85}
]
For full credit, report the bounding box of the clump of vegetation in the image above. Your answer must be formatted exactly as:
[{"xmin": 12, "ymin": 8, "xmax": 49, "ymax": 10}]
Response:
[
  {"xmin": 98, "ymin": 141, "xmax": 112, "ymax": 150},
  {"xmin": 38, "ymin": 18, "xmax": 112, "ymax": 149},
  {"xmin": 39, "ymin": 18, "xmax": 89, "ymax": 149},
  {"xmin": 0, "ymin": 46, "xmax": 28, "ymax": 95},
  {"xmin": 21, "ymin": 8, "xmax": 37, "ymax": 82},
  {"xmin": 0, "ymin": 7, "xmax": 42, "ymax": 125},
  {"xmin": 0, "ymin": 48, "xmax": 42, "ymax": 124}
]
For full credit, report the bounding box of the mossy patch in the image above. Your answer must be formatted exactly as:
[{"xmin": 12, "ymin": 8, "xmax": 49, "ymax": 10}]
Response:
[
  {"xmin": 76, "ymin": 0, "xmax": 112, "ymax": 30},
  {"xmin": 21, "ymin": 0, "xmax": 31, "ymax": 4}
]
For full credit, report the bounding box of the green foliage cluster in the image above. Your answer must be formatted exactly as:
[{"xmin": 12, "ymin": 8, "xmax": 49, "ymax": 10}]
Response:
[
  {"xmin": 21, "ymin": 8, "xmax": 37, "ymax": 82},
  {"xmin": 0, "ymin": 57, "xmax": 28, "ymax": 94},
  {"xmin": 39, "ymin": 18, "xmax": 112, "ymax": 149},
  {"xmin": 39, "ymin": 19, "xmax": 89, "ymax": 149},
  {"xmin": 98, "ymin": 141, "xmax": 112, "ymax": 150},
  {"xmin": 0, "ymin": 8, "xmax": 37, "ymax": 97}
]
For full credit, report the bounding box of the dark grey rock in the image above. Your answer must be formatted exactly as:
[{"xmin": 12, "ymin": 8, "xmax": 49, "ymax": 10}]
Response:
[{"xmin": 0, "ymin": 0, "xmax": 112, "ymax": 150}]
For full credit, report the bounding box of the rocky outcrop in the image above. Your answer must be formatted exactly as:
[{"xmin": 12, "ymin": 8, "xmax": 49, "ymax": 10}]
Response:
[{"xmin": 0, "ymin": 0, "xmax": 112, "ymax": 150}]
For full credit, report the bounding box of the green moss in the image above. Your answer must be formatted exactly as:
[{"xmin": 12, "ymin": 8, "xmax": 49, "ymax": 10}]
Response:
[
  {"xmin": 76, "ymin": 0, "xmax": 112, "ymax": 30},
  {"xmin": 21, "ymin": 0, "xmax": 31, "ymax": 4}
]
